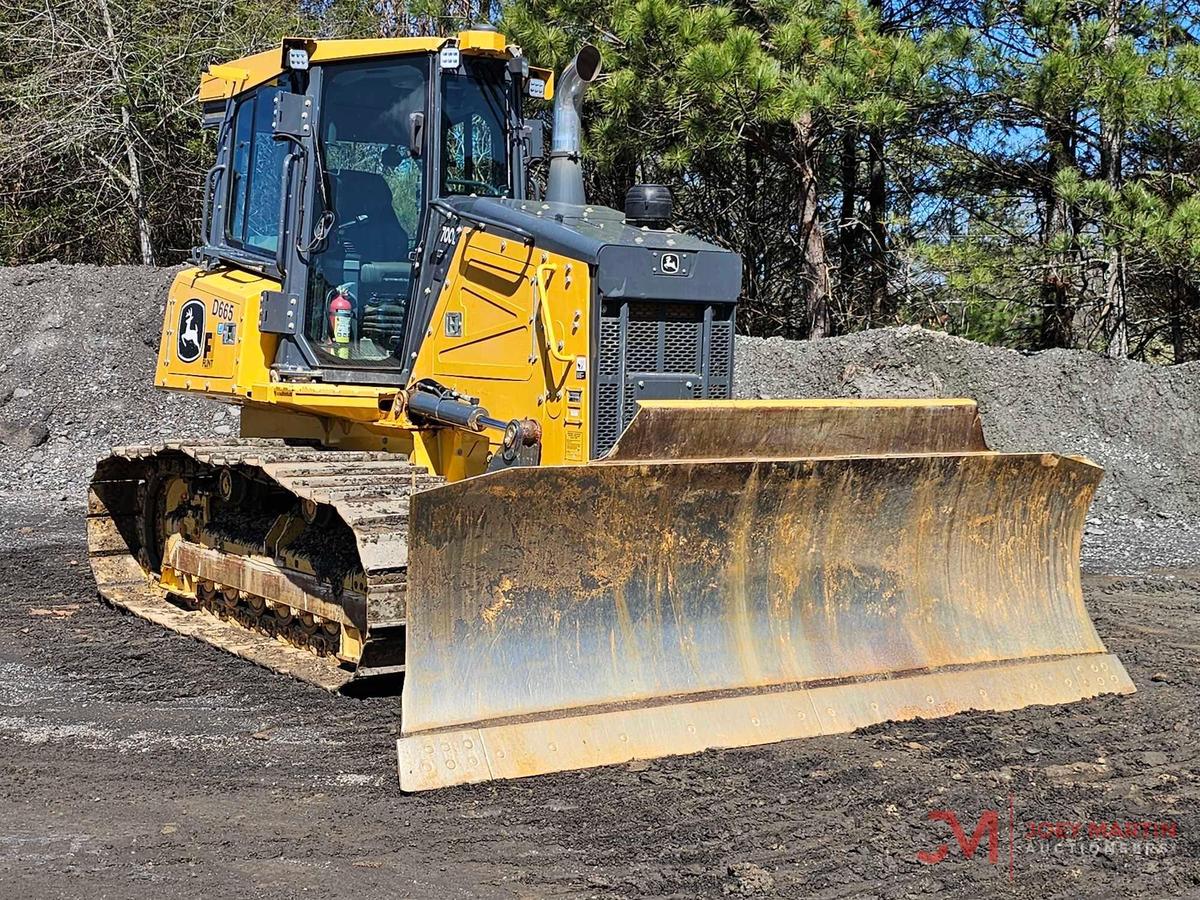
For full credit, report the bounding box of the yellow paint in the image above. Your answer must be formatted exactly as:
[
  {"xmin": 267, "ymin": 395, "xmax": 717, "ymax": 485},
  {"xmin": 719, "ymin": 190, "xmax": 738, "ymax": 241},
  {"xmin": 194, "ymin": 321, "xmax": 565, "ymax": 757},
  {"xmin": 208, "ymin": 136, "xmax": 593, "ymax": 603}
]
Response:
[
  {"xmin": 162, "ymin": 241, "xmax": 590, "ymax": 472},
  {"xmin": 341, "ymin": 626, "xmax": 364, "ymax": 662},
  {"xmin": 411, "ymin": 428, "xmax": 491, "ymax": 481},
  {"xmin": 529, "ymin": 66, "xmax": 556, "ymax": 100},
  {"xmin": 457, "ymin": 29, "xmax": 507, "ymax": 54},
  {"xmin": 200, "ymin": 30, "xmax": 525, "ymax": 103},
  {"xmin": 239, "ymin": 405, "xmax": 414, "ymax": 453},
  {"xmin": 408, "ymin": 227, "xmax": 594, "ymax": 469},
  {"xmin": 156, "ymin": 266, "xmax": 279, "ymax": 397},
  {"xmin": 157, "ymin": 266, "xmax": 410, "ymax": 453},
  {"xmin": 533, "ymin": 263, "xmax": 575, "ymax": 363}
]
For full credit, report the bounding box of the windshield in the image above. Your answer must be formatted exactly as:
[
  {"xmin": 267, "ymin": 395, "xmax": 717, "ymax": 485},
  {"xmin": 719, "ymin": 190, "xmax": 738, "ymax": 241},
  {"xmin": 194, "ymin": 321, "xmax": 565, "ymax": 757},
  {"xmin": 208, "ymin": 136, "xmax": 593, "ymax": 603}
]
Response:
[
  {"xmin": 440, "ymin": 58, "xmax": 511, "ymax": 198},
  {"xmin": 305, "ymin": 58, "xmax": 428, "ymax": 367}
]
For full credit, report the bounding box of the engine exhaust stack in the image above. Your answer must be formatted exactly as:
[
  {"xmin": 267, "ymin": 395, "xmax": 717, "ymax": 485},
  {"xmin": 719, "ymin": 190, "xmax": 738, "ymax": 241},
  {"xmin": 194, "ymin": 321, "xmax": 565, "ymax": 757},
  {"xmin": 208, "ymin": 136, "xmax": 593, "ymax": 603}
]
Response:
[{"xmin": 545, "ymin": 45, "xmax": 602, "ymax": 205}]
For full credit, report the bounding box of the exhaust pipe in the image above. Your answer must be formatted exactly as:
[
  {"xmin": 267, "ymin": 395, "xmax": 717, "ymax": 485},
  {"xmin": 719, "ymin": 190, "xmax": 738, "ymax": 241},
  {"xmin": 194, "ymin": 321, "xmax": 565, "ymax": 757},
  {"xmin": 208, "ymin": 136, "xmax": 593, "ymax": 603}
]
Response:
[{"xmin": 545, "ymin": 45, "xmax": 602, "ymax": 205}]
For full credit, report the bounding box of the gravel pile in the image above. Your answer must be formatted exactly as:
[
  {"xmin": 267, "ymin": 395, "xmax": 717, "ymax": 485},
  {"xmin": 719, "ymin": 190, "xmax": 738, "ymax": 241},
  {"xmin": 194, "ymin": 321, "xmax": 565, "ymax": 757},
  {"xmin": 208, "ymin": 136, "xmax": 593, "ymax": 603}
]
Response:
[
  {"xmin": 736, "ymin": 328, "xmax": 1200, "ymax": 519},
  {"xmin": 1, "ymin": 264, "xmax": 1197, "ymax": 570},
  {"xmin": 0, "ymin": 264, "xmax": 220, "ymax": 528}
]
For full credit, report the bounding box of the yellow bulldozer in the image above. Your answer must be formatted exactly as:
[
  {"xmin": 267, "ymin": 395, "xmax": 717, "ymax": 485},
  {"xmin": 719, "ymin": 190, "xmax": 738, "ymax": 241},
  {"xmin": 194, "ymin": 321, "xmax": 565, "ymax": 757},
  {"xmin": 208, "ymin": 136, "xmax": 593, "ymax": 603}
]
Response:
[{"xmin": 86, "ymin": 28, "xmax": 1133, "ymax": 791}]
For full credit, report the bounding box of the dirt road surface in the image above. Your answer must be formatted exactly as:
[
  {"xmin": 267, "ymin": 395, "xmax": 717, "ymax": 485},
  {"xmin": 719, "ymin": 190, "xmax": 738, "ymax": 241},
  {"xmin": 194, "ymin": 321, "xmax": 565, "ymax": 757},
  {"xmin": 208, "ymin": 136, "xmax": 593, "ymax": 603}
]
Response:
[{"xmin": 2, "ymin": 519, "xmax": 1197, "ymax": 899}]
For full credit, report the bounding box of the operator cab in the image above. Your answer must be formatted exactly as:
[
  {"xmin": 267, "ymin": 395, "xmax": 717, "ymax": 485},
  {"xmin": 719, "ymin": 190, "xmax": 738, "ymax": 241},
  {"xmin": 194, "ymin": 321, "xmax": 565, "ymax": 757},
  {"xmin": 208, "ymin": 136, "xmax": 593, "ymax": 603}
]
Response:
[
  {"xmin": 197, "ymin": 32, "xmax": 534, "ymax": 381},
  {"xmin": 304, "ymin": 56, "xmax": 429, "ymax": 367}
]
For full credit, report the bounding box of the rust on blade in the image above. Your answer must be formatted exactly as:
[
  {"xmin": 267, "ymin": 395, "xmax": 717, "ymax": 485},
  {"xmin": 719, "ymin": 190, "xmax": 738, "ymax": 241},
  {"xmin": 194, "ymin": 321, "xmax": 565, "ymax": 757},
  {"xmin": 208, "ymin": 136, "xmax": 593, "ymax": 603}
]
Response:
[
  {"xmin": 605, "ymin": 398, "xmax": 988, "ymax": 461},
  {"xmin": 400, "ymin": 449, "xmax": 1131, "ymax": 788}
]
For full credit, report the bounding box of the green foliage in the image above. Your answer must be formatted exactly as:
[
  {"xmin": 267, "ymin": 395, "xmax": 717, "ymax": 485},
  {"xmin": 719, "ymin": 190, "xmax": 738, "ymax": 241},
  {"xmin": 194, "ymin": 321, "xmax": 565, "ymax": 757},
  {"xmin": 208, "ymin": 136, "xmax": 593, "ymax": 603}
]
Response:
[
  {"xmin": 869, "ymin": 0, "xmax": 1200, "ymax": 357},
  {"xmin": 506, "ymin": 0, "xmax": 950, "ymax": 337}
]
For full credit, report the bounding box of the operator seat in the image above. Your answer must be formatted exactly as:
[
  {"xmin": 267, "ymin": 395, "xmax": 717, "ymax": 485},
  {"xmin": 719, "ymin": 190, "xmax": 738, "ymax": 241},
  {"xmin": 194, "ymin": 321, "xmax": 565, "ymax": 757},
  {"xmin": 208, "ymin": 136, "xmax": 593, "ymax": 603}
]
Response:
[
  {"xmin": 325, "ymin": 168, "xmax": 413, "ymax": 354},
  {"xmin": 330, "ymin": 169, "xmax": 409, "ymax": 261}
]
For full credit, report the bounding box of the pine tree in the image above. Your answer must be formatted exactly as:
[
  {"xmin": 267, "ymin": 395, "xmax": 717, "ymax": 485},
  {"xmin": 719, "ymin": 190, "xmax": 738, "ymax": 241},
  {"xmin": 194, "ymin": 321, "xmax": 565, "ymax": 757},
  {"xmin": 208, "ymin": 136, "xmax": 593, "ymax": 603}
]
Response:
[
  {"xmin": 505, "ymin": 0, "xmax": 948, "ymax": 337},
  {"xmin": 914, "ymin": 0, "xmax": 1200, "ymax": 356}
]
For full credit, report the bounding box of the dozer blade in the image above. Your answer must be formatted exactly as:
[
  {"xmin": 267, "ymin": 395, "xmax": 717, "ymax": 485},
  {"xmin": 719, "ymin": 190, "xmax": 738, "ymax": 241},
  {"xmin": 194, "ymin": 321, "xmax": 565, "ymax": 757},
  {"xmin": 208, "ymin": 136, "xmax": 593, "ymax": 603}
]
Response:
[{"xmin": 397, "ymin": 401, "xmax": 1133, "ymax": 790}]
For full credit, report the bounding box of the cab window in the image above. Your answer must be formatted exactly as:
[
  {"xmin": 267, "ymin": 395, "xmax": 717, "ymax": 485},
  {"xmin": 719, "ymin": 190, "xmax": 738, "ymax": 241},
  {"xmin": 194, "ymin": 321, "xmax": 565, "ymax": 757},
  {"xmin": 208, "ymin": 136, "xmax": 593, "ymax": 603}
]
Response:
[
  {"xmin": 227, "ymin": 82, "xmax": 286, "ymax": 253},
  {"xmin": 304, "ymin": 58, "xmax": 429, "ymax": 367},
  {"xmin": 440, "ymin": 58, "xmax": 510, "ymax": 197}
]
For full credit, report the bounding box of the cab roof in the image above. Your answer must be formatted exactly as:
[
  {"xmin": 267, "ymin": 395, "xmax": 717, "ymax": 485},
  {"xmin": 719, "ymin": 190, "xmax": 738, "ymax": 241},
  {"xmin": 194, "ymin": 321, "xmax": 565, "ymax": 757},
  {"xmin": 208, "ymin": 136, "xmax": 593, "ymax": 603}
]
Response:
[{"xmin": 199, "ymin": 29, "xmax": 548, "ymax": 104}]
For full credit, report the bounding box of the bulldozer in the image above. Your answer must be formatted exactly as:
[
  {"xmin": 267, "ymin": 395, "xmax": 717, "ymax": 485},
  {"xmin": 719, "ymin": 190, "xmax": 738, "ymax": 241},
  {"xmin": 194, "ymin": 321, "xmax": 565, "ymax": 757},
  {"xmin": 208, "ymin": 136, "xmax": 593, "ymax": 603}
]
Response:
[{"xmin": 86, "ymin": 28, "xmax": 1134, "ymax": 791}]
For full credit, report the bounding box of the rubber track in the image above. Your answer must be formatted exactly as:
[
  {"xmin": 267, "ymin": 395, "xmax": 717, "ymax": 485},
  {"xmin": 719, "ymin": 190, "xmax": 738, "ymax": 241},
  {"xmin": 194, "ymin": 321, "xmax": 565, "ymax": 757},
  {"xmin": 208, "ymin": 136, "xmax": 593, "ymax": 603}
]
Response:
[{"xmin": 87, "ymin": 439, "xmax": 444, "ymax": 691}]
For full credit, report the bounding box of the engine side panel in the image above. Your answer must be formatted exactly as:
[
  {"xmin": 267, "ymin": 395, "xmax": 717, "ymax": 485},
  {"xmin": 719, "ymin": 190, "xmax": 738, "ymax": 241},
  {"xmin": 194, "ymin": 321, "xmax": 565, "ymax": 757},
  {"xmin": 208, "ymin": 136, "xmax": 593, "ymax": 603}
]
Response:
[{"xmin": 407, "ymin": 227, "xmax": 594, "ymax": 467}]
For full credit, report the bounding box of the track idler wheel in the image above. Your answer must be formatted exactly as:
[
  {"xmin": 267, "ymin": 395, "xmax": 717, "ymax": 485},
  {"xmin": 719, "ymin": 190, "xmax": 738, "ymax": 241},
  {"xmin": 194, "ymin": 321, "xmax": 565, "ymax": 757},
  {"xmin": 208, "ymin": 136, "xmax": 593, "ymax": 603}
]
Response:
[{"xmin": 216, "ymin": 466, "xmax": 249, "ymax": 505}]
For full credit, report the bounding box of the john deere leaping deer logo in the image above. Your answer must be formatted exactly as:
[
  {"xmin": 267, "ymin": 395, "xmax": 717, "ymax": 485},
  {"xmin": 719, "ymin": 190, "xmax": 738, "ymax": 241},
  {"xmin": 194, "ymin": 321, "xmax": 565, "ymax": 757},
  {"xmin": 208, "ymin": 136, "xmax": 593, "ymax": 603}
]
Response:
[{"xmin": 177, "ymin": 299, "xmax": 206, "ymax": 363}]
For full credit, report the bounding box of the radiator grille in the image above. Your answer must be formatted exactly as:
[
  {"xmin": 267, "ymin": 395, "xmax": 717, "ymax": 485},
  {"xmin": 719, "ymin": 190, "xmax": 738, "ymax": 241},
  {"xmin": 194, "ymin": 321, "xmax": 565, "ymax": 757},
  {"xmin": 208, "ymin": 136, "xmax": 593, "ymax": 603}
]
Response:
[{"xmin": 593, "ymin": 300, "xmax": 735, "ymax": 458}]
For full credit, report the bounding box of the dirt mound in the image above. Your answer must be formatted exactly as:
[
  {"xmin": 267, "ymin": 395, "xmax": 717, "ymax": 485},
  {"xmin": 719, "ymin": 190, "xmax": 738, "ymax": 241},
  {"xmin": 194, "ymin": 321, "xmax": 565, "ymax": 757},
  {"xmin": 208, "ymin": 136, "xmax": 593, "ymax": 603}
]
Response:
[
  {"xmin": 0, "ymin": 264, "xmax": 218, "ymax": 524},
  {"xmin": 1, "ymin": 264, "xmax": 1197, "ymax": 535},
  {"xmin": 736, "ymin": 327, "xmax": 1200, "ymax": 518}
]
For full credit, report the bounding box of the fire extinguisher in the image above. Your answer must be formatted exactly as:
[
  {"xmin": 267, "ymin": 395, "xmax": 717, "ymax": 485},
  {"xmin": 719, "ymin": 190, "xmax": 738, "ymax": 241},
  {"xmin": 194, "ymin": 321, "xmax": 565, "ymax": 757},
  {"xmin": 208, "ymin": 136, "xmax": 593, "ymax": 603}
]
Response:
[{"xmin": 329, "ymin": 291, "xmax": 352, "ymax": 358}]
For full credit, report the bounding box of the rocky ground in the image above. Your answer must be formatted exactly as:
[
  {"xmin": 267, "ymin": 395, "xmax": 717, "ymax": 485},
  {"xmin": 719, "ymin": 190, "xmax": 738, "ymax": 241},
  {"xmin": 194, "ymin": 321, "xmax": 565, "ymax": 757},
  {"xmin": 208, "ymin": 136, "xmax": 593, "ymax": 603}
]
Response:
[
  {"xmin": 736, "ymin": 330, "xmax": 1200, "ymax": 574},
  {"xmin": 1, "ymin": 264, "xmax": 1199, "ymax": 898},
  {"xmin": 736, "ymin": 330, "xmax": 1200, "ymax": 520},
  {"xmin": 5, "ymin": 264, "xmax": 1200, "ymax": 569}
]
